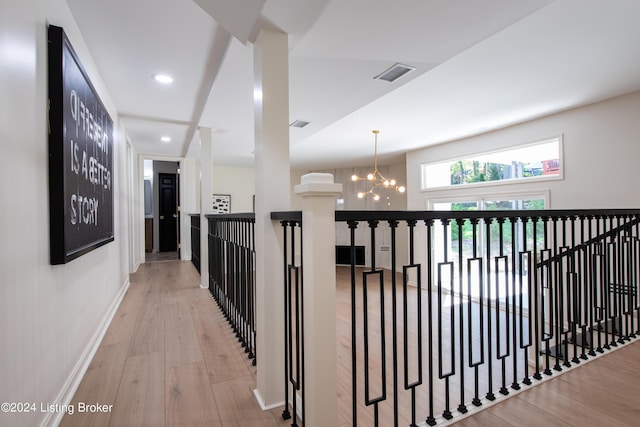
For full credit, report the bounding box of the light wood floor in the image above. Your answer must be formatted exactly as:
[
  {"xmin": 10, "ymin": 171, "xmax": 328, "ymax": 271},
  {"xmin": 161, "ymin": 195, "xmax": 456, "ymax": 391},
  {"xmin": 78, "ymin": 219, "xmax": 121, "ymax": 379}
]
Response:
[
  {"xmin": 451, "ymin": 339, "xmax": 640, "ymax": 426},
  {"xmin": 145, "ymin": 251, "xmax": 179, "ymax": 263},
  {"xmin": 60, "ymin": 260, "xmax": 288, "ymax": 427},
  {"xmin": 62, "ymin": 260, "xmax": 640, "ymax": 426}
]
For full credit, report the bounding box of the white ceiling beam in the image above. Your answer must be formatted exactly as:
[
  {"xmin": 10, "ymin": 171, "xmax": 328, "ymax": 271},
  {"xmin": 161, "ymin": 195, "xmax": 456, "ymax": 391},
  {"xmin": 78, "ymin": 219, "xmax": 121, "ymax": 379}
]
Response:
[{"xmin": 193, "ymin": 0, "xmax": 265, "ymax": 44}]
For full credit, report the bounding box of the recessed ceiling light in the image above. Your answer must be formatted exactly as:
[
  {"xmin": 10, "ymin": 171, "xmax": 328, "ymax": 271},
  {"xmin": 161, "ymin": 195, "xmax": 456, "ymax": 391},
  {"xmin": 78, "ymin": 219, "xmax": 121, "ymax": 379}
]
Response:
[
  {"xmin": 160, "ymin": 136, "xmax": 171, "ymax": 143},
  {"xmin": 153, "ymin": 74, "xmax": 174, "ymax": 84}
]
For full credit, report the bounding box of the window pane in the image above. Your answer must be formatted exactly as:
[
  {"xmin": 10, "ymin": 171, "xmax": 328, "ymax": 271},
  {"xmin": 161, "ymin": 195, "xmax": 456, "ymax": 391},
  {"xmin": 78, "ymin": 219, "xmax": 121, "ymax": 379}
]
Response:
[{"xmin": 422, "ymin": 137, "xmax": 561, "ymax": 189}]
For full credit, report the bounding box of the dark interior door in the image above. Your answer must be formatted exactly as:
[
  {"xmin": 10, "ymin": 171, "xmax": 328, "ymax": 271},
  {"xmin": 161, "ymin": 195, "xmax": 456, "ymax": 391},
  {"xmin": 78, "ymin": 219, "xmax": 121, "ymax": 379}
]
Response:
[{"xmin": 159, "ymin": 173, "xmax": 177, "ymax": 252}]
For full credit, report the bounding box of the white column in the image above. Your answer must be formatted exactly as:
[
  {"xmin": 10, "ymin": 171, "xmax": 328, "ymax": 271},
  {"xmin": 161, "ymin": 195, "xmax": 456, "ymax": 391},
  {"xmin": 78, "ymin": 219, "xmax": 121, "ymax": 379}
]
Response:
[
  {"xmin": 199, "ymin": 127, "xmax": 213, "ymax": 289},
  {"xmin": 295, "ymin": 173, "xmax": 342, "ymax": 427},
  {"xmin": 253, "ymin": 29, "xmax": 291, "ymax": 408}
]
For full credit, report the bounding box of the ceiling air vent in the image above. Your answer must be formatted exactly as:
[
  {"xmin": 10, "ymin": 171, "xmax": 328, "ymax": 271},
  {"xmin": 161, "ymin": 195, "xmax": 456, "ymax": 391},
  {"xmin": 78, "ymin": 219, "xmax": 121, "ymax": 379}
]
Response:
[
  {"xmin": 290, "ymin": 120, "xmax": 310, "ymax": 128},
  {"xmin": 374, "ymin": 63, "xmax": 416, "ymax": 83}
]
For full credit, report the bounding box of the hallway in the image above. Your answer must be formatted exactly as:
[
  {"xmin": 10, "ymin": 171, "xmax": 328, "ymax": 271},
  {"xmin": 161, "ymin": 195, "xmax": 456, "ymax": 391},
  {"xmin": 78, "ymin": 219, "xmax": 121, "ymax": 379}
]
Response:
[
  {"xmin": 61, "ymin": 260, "xmax": 640, "ymax": 426},
  {"xmin": 60, "ymin": 260, "xmax": 287, "ymax": 427}
]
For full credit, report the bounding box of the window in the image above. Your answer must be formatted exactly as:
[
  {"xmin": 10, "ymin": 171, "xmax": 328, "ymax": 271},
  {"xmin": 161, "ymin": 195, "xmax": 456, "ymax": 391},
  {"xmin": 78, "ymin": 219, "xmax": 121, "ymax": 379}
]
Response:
[
  {"xmin": 430, "ymin": 193, "xmax": 547, "ymax": 308},
  {"xmin": 421, "ymin": 136, "xmax": 562, "ymax": 190}
]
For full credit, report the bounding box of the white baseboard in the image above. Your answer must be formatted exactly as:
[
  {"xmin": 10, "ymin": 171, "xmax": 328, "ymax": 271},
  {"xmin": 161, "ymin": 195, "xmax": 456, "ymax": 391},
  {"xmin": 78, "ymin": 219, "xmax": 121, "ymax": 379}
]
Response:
[
  {"xmin": 253, "ymin": 388, "xmax": 302, "ymax": 420},
  {"xmin": 253, "ymin": 389, "xmax": 284, "ymax": 411},
  {"xmin": 41, "ymin": 278, "xmax": 130, "ymax": 427}
]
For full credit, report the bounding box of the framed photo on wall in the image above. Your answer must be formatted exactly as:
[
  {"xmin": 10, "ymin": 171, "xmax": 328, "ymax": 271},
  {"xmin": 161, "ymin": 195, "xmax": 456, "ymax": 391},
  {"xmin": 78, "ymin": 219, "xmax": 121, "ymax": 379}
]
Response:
[
  {"xmin": 48, "ymin": 25, "xmax": 114, "ymax": 264},
  {"xmin": 212, "ymin": 194, "xmax": 231, "ymax": 214}
]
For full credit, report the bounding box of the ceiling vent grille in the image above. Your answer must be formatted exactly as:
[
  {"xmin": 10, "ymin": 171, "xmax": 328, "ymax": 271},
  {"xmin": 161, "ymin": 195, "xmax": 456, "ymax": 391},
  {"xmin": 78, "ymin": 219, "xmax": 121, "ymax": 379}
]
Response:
[
  {"xmin": 290, "ymin": 120, "xmax": 310, "ymax": 128},
  {"xmin": 374, "ymin": 63, "xmax": 416, "ymax": 83}
]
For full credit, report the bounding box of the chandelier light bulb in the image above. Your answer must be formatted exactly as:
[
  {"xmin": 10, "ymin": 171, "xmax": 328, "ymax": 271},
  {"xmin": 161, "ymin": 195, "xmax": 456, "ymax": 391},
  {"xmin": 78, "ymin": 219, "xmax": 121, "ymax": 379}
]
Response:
[
  {"xmin": 373, "ymin": 194, "xmax": 380, "ymax": 201},
  {"xmin": 357, "ymin": 192, "xmax": 365, "ymax": 199},
  {"xmin": 351, "ymin": 174, "xmax": 358, "ymax": 181},
  {"xmin": 367, "ymin": 173, "xmax": 374, "ymax": 180},
  {"xmin": 383, "ymin": 180, "xmax": 390, "ymax": 187},
  {"xmin": 390, "ymin": 179, "xmax": 396, "ymax": 186},
  {"xmin": 398, "ymin": 186, "xmax": 406, "ymax": 193}
]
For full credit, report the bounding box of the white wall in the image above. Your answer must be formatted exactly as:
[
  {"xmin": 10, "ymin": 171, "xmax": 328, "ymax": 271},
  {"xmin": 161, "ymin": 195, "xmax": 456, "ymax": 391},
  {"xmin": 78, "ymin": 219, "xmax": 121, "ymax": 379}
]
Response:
[
  {"xmin": 180, "ymin": 158, "xmax": 198, "ymax": 260},
  {"xmin": 0, "ymin": 1, "xmax": 130, "ymax": 426},
  {"xmin": 212, "ymin": 166, "xmax": 256, "ymax": 213},
  {"xmin": 407, "ymin": 91, "xmax": 640, "ymax": 210}
]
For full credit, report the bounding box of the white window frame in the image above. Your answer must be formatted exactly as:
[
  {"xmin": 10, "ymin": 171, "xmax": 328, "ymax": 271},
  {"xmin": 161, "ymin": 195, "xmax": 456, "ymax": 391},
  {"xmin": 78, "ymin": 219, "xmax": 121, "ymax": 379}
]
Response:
[
  {"xmin": 427, "ymin": 189, "xmax": 550, "ymax": 211},
  {"xmin": 420, "ymin": 135, "xmax": 564, "ymax": 192}
]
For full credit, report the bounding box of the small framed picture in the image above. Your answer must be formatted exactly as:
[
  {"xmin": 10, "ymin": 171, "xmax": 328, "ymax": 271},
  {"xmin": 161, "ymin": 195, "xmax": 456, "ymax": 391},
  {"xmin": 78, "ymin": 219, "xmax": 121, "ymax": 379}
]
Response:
[{"xmin": 212, "ymin": 194, "xmax": 230, "ymax": 214}]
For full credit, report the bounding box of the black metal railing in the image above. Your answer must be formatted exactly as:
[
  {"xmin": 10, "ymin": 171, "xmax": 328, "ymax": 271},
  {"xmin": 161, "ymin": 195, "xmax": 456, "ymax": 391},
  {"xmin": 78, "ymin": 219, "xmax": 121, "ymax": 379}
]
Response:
[
  {"xmin": 272, "ymin": 211, "xmax": 305, "ymax": 426},
  {"xmin": 335, "ymin": 209, "xmax": 640, "ymax": 426},
  {"xmin": 190, "ymin": 214, "xmax": 201, "ymax": 273},
  {"xmin": 208, "ymin": 213, "xmax": 256, "ymax": 365}
]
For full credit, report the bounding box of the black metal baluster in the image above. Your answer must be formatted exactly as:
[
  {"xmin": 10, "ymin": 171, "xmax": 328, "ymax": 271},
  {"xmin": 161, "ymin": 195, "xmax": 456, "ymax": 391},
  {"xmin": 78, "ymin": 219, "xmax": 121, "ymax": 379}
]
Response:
[
  {"xmin": 607, "ymin": 215, "xmax": 618, "ymax": 348},
  {"xmin": 532, "ymin": 216, "xmax": 543, "ymax": 380},
  {"xmin": 519, "ymin": 217, "xmax": 532, "ymax": 385},
  {"xmin": 468, "ymin": 218, "xmax": 484, "ymax": 406},
  {"xmin": 289, "ymin": 221, "xmax": 300, "ymax": 427},
  {"xmin": 618, "ymin": 217, "xmax": 627, "ymax": 340},
  {"xmin": 631, "ymin": 215, "xmax": 640, "ymax": 338},
  {"xmin": 636, "ymin": 216, "xmax": 640, "ymax": 337},
  {"xmin": 242, "ymin": 219, "xmax": 249, "ymax": 352},
  {"xmin": 577, "ymin": 216, "xmax": 589, "ymax": 360},
  {"xmin": 456, "ymin": 218, "xmax": 468, "ymax": 414},
  {"xmin": 281, "ymin": 220, "xmax": 291, "ymax": 421},
  {"xmin": 485, "ymin": 217, "xmax": 496, "ymax": 401},
  {"xmin": 402, "ymin": 220, "xmax": 421, "ymax": 427},
  {"xmin": 424, "ymin": 218, "xmax": 437, "ymax": 426},
  {"xmin": 569, "ymin": 216, "xmax": 581, "ymax": 365},
  {"xmin": 560, "ymin": 217, "xmax": 572, "ymax": 368},
  {"xmin": 495, "ymin": 218, "xmax": 510, "ymax": 396},
  {"xmin": 348, "ymin": 220, "xmax": 359, "ymax": 427},
  {"xmin": 225, "ymin": 219, "xmax": 232, "ymax": 325},
  {"xmin": 438, "ymin": 218, "xmax": 455, "ymax": 420},
  {"xmin": 551, "ymin": 216, "xmax": 564, "ymax": 370},
  {"xmin": 586, "ymin": 215, "xmax": 597, "ymax": 358},
  {"xmin": 249, "ymin": 217, "xmax": 256, "ymax": 363},
  {"xmin": 241, "ymin": 220, "xmax": 247, "ymax": 353},
  {"xmin": 540, "ymin": 216, "xmax": 554, "ymax": 376},
  {"xmin": 363, "ymin": 220, "xmax": 386, "ymax": 427},
  {"xmin": 510, "ymin": 217, "xmax": 519, "ymax": 391},
  {"xmin": 594, "ymin": 216, "xmax": 606, "ymax": 353},
  {"xmin": 389, "ymin": 220, "xmax": 399, "ymax": 427}
]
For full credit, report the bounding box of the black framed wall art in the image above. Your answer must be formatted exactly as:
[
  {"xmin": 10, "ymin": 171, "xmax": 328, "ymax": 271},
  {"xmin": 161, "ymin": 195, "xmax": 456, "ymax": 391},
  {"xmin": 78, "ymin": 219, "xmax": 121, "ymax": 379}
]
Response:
[
  {"xmin": 212, "ymin": 194, "xmax": 231, "ymax": 214},
  {"xmin": 48, "ymin": 25, "xmax": 114, "ymax": 264}
]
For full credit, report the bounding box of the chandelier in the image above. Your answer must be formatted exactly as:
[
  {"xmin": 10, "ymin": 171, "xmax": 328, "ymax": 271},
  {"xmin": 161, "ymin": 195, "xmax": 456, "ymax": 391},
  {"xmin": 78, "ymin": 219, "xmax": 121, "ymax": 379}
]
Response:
[{"xmin": 351, "ymin": 130, "xmax": 406, "ymax": 200}]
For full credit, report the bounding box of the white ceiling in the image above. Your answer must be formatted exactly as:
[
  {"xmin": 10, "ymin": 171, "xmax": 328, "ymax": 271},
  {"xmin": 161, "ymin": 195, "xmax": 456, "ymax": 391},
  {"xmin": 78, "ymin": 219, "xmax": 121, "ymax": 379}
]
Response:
[{"xmin": 66, "ymin": 0, "xmax": 640, "ymax": 170}]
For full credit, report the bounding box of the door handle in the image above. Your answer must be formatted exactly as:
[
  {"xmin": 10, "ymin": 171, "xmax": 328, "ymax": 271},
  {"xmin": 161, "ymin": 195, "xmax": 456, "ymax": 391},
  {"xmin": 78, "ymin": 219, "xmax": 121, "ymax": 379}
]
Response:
[
  {"xmin": 173, "ymin": 214, "xmax": 177, "ymax": 218},
  {"xmin": 160, "ymin": 215, "xmax": 165, "ymax": 220}
]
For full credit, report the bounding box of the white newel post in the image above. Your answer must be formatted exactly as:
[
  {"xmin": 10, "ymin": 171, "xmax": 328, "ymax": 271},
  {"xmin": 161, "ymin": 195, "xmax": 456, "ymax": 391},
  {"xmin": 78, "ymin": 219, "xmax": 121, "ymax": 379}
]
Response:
[{"xmin": 295, "ymin": 173, "xmax": 342, "ymax": 427}]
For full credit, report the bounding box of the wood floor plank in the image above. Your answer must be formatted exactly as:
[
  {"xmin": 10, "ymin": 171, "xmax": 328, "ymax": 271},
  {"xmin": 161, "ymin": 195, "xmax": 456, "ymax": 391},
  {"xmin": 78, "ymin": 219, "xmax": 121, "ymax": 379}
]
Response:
[
  {"xmin": 452, "ymin": 342, "xmax": 640, "ymax": 426},
  {"xmin": 127, "ymin": 284, "xmax": 164, "ymax": 357},
  {"xmin": 210, "ymin": 375, "xmax": 284, "ymax": 426},
  {"xmin": 101, "ymin": 287, "xmax": 144, "ymax": 346},
  {"xmin": 109, "ymin": 351, "xmax": 165, "ymax": 427},
  {"xmin": 164, "ymin": 295, "xmax": 203, "ymax": 369},
  {"xmin": 166, "ymin": 362, "xmax": 221, "ymax": 427},
  {"xmin": 190, "ymin": 297, "xmax": 254, "ymax": 384},
  {"xmin": 59, "ymin": 342, "xmax": 128, "ymax": 427}
]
